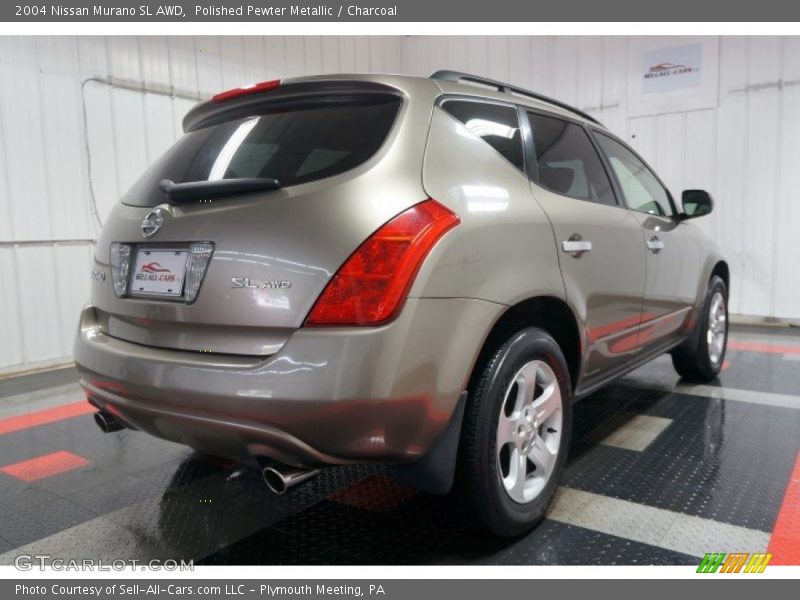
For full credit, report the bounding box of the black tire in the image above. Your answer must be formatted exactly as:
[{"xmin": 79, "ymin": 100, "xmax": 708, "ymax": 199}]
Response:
[
  {"xmin": 455, "ymin": 327, "xmax": 572, "ymax": 537},
  {"xmin": 671, "ymin": 275, "xmax": 728, "ymax": 383}
]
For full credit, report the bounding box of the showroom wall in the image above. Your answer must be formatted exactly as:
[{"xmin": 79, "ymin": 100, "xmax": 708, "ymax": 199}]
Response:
[{"xmin": 1, "ymin": 35, "xmax": 798, "ymax": 372}]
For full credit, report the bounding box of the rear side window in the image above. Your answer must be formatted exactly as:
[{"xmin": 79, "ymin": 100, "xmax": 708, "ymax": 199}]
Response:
[
  {"xmin": 527, "ymin": 112, "xmax": 617, "ymax": 207},
  {"xmin": 441, "ymin": 100, "xmax": 524, "ymax": 171},
  {"xmin": 124, "ymin": 97, "xmax": 401, "ymax": 207}
]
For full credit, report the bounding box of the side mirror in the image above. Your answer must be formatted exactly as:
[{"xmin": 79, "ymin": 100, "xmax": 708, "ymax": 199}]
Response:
[{"xmin": 680, "ymin": 189, "xmax": 713, "ymax": 219}]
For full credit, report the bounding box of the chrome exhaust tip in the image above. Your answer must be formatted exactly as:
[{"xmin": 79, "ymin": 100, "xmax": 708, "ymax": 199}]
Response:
[
  {"xmin": 262, "ymin": 465, "xmax": 319, "ymax": 495},
  {"xmin": 93, "ymin": 411, "xmax": 124, "ymax": 433}
]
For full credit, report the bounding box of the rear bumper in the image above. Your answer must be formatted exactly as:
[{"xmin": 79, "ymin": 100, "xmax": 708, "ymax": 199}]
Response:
[{"xmin": 74, "ymin": 297, "xmax": 502, "ymax": 467}]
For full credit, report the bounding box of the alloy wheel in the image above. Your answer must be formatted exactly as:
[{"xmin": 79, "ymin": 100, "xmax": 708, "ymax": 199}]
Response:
[
  {"xmin": 707, "ymin": 291, "xmax": 727, "ymax": 366},
  {"xmin": 496, "ymin": 360, "xmax": 563, "ymax": 504}
]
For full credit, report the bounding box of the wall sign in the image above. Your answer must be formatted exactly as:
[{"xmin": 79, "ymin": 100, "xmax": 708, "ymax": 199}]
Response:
[
  {"xmin": 642, "ymin": 44, "xmax": 703, "ymax": 93},
  {"xmin": 628, "ymin": 37, "xmax": 718, "ymax": 116}
]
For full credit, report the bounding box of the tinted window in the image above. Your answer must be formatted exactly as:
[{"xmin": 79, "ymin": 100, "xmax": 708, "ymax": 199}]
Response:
[
  {"xmin": 527, "ymin": 113, "xmax": 616, "ymax": 207},
  {"xmin": 594, "ymin": 133, "xmax": 673, "ymax": 217},
  {"xmin": 442, "ymin": 100, "xmax": 524, "ymax": 171},
  {"xmin": 124, "ymin": 97, "xmax": 401, "ymax": 207}
]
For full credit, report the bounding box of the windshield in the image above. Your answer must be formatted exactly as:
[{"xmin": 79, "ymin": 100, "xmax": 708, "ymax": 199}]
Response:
[{"xmin": 123, "ymin": 96, "xmax": 402, "ymax": 206}]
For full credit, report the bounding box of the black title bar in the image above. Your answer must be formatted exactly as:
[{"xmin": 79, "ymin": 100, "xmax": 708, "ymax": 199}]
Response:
[{"xmin": 4, "ymin": 0, "xmax": 800, "ymax": 22}]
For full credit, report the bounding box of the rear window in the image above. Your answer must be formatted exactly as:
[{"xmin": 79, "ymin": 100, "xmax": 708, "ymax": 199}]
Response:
[{"xmin": 123, "ymin": 97, "xmax": 402, "ymax": 206}]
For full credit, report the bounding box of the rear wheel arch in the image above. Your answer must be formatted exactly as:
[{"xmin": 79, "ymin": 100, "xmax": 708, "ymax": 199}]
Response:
[{"xmin": 468, "ymin": 296, "xmax": 581, "ymax": 395}]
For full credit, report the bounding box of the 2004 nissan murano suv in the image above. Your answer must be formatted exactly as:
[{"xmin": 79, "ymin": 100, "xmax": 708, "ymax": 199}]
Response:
[{"xmin": 75, "ymin": 71, "xmax": 729, "ymax": 536}]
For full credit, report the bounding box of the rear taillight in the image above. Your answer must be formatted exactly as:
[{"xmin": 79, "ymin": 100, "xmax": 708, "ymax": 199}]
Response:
[
  {"xmin": 305, "ymin": 199, "xmax": 460, "ymax": 327},
  {"xmin": 184, "ymin": 242, "xmax": 215, "ymax": 303},
  {"xmin": 109, "ymin": 243, "xmax": 132, "ymax": 297},
  {"xmin": 211, "ymin": 79, "xmax": 281, "ymax": 103}
]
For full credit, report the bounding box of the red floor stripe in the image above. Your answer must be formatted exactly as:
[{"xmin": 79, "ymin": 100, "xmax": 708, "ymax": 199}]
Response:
[
  {"xmin": 728, "ymin": 340, "xmax": 800, "ymax": 355},
  {"xmin": 0, "ymin": 451, "xmax": 91, "ymax": 482},
  {"xmin": 0, "ymin": 401, "xmax": 94, "ymax": 435},
  {"xmin": 768, "ymin": 452, "xmax": 800, "ymax": 565}
]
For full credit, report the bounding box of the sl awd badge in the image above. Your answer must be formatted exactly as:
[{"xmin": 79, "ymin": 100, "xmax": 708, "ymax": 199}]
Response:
[{"xmin": 231, "ymin": 277, "xmax": 292, "ymax": 289}]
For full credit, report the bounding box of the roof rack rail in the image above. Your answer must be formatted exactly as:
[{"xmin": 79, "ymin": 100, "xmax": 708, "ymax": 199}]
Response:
[{"xmin": 430, "ymin": 70, "xmax": 602, "ymax": 126}]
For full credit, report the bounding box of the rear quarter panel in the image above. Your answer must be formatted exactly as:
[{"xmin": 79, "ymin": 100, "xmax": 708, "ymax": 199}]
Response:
[{"xmin": 414, "ymin": 105, "xmax": 565, "ymax": 306}]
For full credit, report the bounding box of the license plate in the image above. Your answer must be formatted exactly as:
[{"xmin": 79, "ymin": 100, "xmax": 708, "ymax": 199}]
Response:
[{"xmin": 130, "ymin": 248, "xmax": 189, "ymax": 298}]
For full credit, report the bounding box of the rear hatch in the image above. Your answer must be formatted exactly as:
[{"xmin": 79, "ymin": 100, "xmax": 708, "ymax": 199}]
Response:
[{"xmin": 90, "ymin": 76, "xmax": 437, "ymax": 356}]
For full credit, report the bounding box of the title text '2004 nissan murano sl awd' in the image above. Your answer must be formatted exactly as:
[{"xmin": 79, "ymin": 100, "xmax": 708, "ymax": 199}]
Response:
[{"xmin": 75, "ymin": 71, "xmax": 729, "ymax": 536}]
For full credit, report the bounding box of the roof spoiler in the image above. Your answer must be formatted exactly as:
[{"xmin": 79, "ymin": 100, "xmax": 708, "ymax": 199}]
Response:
[{"xmin": 182, "ymin": 80, "xmax": 403, "ymax": 133}]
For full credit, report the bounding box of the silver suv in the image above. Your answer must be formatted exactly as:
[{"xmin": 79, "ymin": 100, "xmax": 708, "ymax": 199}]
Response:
[{"xmin": 75, "ymin": 71, "xmax": 728, "ymax": 536}]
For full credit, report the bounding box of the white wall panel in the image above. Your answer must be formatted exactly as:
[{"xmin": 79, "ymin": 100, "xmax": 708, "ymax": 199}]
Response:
[
  {"xmin": 553, "ymin": 38, "xmax": 579, "ymax": 106},
  {"xmin": 195, "ymin": 37, "xmax": 224, "ymax": 94},
  {"xmin": 242, "ymin": 37, "xmax": 267, "ymax": 81},
  {"xmin": 445, "ymin": 37, "xmax": 471, "ymax": 75},
  {"xmin": 0, "ymin": 248, "xmax": 24, "ymax": 368},
  {"xmin": 529, "ymin": 38, "xmax": 556, "ymax": 96},
  {"xmin": 577, "ymin": 38, "xmax": 603, "ymax": 112},
  {"xmin": 168, "ymin": 37, "xmax": 200, "ymax": 94},
  {"xmin": 321, "ymin": 37, "xmax": 341, "ymax": 74},
  {"xmin": 467, "ymin": 37, "xmax": 490, "ymax": 77},
  {"xmin": 53, "ymin": 243, "xmax": 95, "ymax": 357},
  {"xmin": 683, "ymin": 109, "xmax": 716, "ymax": 242},
  {"xmin": 264, "ymin": 37, "xmax": 288, "ymax": 78},
  {"xmin": 139, "ymin": 37, "xmax": 171, "ymax": 86},
  {"xmin": 487, "ymin": 37, "xmax": 510, "ymax": 82},
  {"xmin": 508, "ymin": 37, "xmax": 532, "ymax": 90},
  {"xmin": 40, "ymin": 72, "xmax": 94, "ymax": 241},
  {"xmin": 15, "ymin": 246, "xmax": 63, "ymax": 362},
  {"xmin": 601, "ymin": 38, "xmax": 626, "ymax": 109},
  {"xmin": 1, "ymin": 34, "xmax": 799, "ymax": 372},
  {"xmin": 714, "ymin": 38, "xmax": 747, "ymax": 313},
  {"xmin": 774, "ymin": 38, "xmax": 800, "ymax": 319},
  {"xmin": 110, "ymin": 89, "xmax": 150, "ymax": 197},
  {"xmin": 107, "ymin": 37, "xmax": 142, "ymax": 82},
  {"xmin": 353, "ymin": 37, "xmax": 371, "ymax": 72},
  {"xmin": 142, "ymin": 93, "xmax": 179, "ymax": 164},
  {"xmin": 220, "ymin": 37, "xmax": 247, "ymax": 89},
  {"xmin": 1, "ymin": 64, "xmax": 51, "ymax": 240},
  {"xmin": 0, "ymin": 67, "xmax": 14, "ymax": 243},
  {"xmin": 82, "ymin": 81, "xmax": 119, "ymax": 222}
]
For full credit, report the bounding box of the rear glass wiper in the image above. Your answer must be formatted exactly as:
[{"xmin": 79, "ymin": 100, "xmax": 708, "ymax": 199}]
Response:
[{"xmin": 158, "ymin": 178, "xmax": 281, "ymax": 204}]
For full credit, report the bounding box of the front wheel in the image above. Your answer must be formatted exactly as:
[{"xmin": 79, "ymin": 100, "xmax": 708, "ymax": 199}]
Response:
[
  {"xmin": 456, "ymin": 327, "xmax": 572, "ymax": 537},
  {"xmin": 671, "ymin": 275, "xmax": 728, "ymax": 382}
]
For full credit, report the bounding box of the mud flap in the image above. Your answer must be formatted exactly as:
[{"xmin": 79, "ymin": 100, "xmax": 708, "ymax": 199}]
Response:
[{"xmin": 388, "ymin": 391, "xmax": 467, "ymax": 494}]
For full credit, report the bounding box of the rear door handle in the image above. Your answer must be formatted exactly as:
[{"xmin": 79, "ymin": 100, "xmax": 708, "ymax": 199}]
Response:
[
  {"xmin": 647, "ymin": 236, "xmax": 665, "ymax": 253},
  {"xmin": 562, "ymin": 238, "xmax": 592, "ymax": 257}
]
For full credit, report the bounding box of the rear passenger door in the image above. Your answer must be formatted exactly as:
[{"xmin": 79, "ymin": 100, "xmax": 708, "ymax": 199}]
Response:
[
  {"xmin": 592, "ymin": 132, "xmax": 699, "ymax": 350},
  {"xmin": 522, "ymin": 111, "xmax": 646, "ymax": 382}
]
